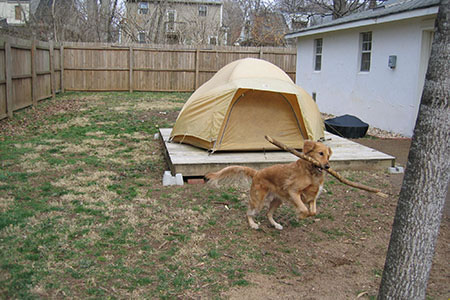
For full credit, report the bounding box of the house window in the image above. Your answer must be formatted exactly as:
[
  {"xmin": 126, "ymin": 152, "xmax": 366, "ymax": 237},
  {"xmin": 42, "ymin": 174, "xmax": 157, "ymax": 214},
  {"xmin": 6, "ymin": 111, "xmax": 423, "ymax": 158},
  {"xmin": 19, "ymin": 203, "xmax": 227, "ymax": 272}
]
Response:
[
  {"xmin": 138, "ymin": 2, "xmax": 148, "ymax": 14},
  {"xmin": 199, "ymin": 5, "xmax": 207, "ymax": 17},
  {"xmin": 166, "ymin": 10, "xmax": 176, "ymax": 32},
  {"xmin": 138, "ymin": 31, "xmax": 146, "ymax": 43},
  {"xmin": 360, "ymin": 32, "xmax": 372, "ymax": 72},
  {"xmin": 209, "ymin": 36, "xmax": 217, "ymax": 45},
  {"xmin": 314, "ymin": 38, "xmax": 322, "ymax": 71},
  {"xmin": 166, "ymin": 33, "xmax": 179, "ymax": 44},
  {"xmin": 15, "ymin": 5, "xmax": 22, "ymax": 21}
]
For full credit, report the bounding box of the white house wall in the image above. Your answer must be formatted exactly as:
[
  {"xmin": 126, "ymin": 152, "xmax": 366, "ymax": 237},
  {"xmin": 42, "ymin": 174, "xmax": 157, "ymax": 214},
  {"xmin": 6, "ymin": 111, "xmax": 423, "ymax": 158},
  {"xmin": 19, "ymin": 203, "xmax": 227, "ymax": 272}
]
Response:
[
  {"xmin": 295, "ymin": 16, "xmax": 435, "ymax": 137},
  {"xmin": 0, "ymin": 2, "xmax": 29, "ymax": 25}
]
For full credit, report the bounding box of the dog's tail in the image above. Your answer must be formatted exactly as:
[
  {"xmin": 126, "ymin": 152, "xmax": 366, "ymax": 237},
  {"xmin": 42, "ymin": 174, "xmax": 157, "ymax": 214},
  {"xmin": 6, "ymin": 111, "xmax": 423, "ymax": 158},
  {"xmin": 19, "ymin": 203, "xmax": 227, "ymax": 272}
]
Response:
[{"xmin": 205, "ymin": 166, "xmax": 256, "ymax": 186}]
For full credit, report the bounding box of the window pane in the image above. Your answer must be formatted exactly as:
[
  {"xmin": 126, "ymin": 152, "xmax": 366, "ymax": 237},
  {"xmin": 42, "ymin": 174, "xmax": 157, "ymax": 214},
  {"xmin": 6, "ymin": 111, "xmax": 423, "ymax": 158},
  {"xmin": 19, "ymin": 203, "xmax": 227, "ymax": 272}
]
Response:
[
  {"xmin": 360, "ymin": 32, "xmax": 372, "ymax": 71},
  {"xmin": 316, "ymin": 45, "xmax": 322, "ymax": 54},
  {"xmin": 138, "ymin": 2, "xmax": 148, "ymax": 14},
  {"xmin": 168, "ymin": 11, "xmax": 175, "ymax": 22},
  {"xmin": 315, "ymin": 55, "xmax": 321, "ymax": 71},
  {"xmin": 15, "ymin": 6, "xmax": 22, "ymax": 20},
  {"xmin": 362, "ymin": 32, "xmax": 371, "ymax": 42},
  {"xmin": 315, "ymin": 38, "xmax": 322, "ymax": 53},
  {"xmin": 314, "ymin": 38, "xmax": 322, "ymax": 71},
  {"xmin": 138, "ymin": 32, "xmax": 145, "ymax": 43},
  {"xmin": 361, "ymin": 53, "xmax": 371, "ymax": 71},
  {"xmin": 362, "ymin": 41, "xmax": 371, "ymax": 51},
  {"xmin": 199, "ymin": 5, "xmax": 207, "ymax": 16}
]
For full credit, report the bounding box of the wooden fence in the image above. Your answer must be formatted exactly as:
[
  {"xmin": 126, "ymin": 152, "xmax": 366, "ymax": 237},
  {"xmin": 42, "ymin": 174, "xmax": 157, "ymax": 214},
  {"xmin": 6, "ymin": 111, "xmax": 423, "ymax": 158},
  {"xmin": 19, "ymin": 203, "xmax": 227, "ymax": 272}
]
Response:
[
  {"xmin": 0, "ymin": 36, "xmax": 296, "ymax": 120},
  {"xmin": 0, "ymin": 36, "xmax": 62, "ymax": 120}
]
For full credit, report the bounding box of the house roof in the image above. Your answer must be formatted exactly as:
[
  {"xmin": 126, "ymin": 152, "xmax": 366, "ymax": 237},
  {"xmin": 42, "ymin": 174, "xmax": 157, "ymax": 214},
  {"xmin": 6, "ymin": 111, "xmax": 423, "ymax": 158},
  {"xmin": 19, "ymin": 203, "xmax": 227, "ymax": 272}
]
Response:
[{"xmin": 285, "ymin": 0, "xmax": 439, "ymax": 39}]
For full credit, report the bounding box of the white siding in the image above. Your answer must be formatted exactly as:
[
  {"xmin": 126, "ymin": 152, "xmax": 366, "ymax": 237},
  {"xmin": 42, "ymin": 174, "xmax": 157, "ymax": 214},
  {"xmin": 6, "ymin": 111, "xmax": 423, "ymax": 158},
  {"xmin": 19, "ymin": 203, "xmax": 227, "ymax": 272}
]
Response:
[
  {"xmin": 295, "ymin": 17, "xmax": 435, "ymax": 136},
  {"xmin": 0, "ymin": 2, "xmax": 29, "ymax": 25}
]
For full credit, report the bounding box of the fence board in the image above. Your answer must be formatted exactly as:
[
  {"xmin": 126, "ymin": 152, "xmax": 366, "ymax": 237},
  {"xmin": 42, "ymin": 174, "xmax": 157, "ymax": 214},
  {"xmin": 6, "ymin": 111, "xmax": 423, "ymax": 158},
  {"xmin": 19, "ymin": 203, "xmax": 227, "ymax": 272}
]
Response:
[
  {"xmin": 0, "ymin": 46, "xmax": 5, "ymax": 119},
  {"xmin": 5, "ymin": 38, "xmax": 13, "ymax": 118},
  {"xmin": 13, "ymin": 78, "xmax": 32, "ymax": 110}
]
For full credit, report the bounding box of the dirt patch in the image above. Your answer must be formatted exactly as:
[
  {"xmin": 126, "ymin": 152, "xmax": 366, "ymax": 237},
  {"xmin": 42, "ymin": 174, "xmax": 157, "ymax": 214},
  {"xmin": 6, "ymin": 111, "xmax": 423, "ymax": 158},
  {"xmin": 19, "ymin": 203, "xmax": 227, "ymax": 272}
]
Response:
[
  {"xmin": 223, "ymin": 137, "xmax": 449, "ymax": 300},
  {"xmin": 0, "ymin": 98, "xmax": 89, "ymax": 140},
  {"xmin": 354, "ymin": 137, "xmax": 450, "ymax": 219},
  {"xmin": 353, "ymin": 138, "xmax": 411, "ymax": 167}
]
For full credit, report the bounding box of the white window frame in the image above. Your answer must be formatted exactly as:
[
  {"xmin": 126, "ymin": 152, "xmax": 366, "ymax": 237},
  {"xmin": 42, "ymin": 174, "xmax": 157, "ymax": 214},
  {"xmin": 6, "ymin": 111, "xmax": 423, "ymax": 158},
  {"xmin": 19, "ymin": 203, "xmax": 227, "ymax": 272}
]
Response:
[
  {"xmin": 360, "ymin": 31, "xmax": 372, "ymax": 72},
  {"xmin": 138, "ymin": 31, "xmax": 146, "ymax": 43},
  {"xmin": 314, "ymin": 38, "xmax": 322, "ymax": 71},
  {"xmin": 166, "ymin": 10, "xmax": 176, "ymax": 32},
  {"xmin": 199, "ymin": 5, "xmax": 207, "ymax": 17},
  {"xmin": 209, "ymin": 36, "xmax": 217, "ymax": 45},
  {"xmin": 138, "ymin": 2, "xmax": 148, "ymax": 14}
]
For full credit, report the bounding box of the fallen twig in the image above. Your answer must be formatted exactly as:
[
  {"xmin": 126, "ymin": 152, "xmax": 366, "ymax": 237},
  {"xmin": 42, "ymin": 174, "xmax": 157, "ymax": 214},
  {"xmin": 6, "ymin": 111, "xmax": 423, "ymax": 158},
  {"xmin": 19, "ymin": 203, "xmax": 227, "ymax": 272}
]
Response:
[{"xmin": 265, "ymin": 135, "xmax": 389, "ymax": 198}]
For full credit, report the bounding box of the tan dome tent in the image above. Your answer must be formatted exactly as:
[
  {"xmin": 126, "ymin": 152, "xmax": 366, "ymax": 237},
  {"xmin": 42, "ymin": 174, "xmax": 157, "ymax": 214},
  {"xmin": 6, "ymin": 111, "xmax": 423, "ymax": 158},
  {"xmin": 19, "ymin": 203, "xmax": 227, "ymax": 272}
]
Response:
[{"xmin": 170, "ymin": 58, "xmax": 324, "ymax": 151}]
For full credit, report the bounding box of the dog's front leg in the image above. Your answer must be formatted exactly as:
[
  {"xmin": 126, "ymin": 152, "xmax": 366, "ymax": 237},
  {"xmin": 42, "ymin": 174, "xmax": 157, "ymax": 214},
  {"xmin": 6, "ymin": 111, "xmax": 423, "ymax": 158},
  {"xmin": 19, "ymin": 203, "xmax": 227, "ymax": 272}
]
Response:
[
  {"xmin": 308, "ymin": 200, "xmax": 317, "ymax": 216},
  {"xmin": 247, "ymin": 185, "xmax": 268, "ymax": 230},
  {"xmin": 302, "ymin": 185, "xmax": 322, "ymax": 216},
  {"xmin": 289, "ymin": 191, "xmax": 310, "ymax": 220},
  {"xmin": 267, "ymin": 198, "xmax": 283, "ymax": 230}
]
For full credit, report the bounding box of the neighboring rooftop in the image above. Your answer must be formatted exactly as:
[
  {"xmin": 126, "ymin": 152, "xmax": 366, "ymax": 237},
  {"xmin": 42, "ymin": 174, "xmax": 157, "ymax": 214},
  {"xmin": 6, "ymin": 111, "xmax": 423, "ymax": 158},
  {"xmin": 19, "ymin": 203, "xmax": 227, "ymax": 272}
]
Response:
[{"xmin": 285, "ymin": 0, "xmax": 439, "ymax": 38}]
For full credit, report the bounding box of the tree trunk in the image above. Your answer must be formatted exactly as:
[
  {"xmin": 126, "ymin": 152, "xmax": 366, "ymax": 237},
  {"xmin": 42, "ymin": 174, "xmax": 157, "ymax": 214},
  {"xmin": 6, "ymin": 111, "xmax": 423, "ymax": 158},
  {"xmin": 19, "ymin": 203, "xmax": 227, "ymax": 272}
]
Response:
[
  {"xmin": 107, "ymin": 0, "xmax": 118, "ymax": 43},
  {"xmin": 154, "ymin": 1, "xmax": 168, "ymax": 44},
  {"xmin": 377, "ymin": 0, "xmax": 449, "ymax": 299},
  {"xmin": 87, "ymin": 0, "xmax": 99, "ymax": 41}
]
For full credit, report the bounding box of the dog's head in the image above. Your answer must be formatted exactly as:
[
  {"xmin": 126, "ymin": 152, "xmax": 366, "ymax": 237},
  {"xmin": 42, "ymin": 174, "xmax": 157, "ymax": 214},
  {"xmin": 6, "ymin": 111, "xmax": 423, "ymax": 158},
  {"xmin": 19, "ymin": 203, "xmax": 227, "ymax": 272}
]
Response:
[{"xmin": 303, "ymin": 140, "xmax": 332, "ymax": 171}]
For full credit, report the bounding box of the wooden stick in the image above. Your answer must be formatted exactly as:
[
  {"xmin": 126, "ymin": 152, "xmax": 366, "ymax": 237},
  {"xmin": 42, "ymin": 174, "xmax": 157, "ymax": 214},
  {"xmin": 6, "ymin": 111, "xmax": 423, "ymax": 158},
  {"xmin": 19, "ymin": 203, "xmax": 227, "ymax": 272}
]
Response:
[{"xmin": 265, "ymin": 136, "xmax": 389, "ymax": 198}]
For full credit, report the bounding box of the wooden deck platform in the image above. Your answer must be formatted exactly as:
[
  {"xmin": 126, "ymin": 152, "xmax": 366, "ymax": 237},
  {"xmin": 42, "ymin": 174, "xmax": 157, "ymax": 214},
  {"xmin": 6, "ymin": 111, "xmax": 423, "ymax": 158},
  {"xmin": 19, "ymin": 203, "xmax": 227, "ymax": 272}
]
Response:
[{"xmin": 159, "ymin": 128, "xmax": 395, "ymax": 177}]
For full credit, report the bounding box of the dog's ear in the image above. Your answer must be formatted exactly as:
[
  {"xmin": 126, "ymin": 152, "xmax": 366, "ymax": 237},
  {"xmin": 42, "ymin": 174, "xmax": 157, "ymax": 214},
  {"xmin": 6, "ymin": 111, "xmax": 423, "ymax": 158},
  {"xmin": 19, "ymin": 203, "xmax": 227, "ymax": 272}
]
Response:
[
  {"xmin": 328, "ymin": 146, "xmax": 333, "ymax": 158},
  {"xmin": 303, "ymin": 140, "xmax": 315, "ymax": 154}
]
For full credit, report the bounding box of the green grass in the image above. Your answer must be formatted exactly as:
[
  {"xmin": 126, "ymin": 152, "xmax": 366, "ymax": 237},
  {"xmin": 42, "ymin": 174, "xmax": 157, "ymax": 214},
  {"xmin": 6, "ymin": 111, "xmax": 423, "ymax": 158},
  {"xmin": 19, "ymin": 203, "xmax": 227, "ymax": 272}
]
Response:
[
  {"xmin": 0, "ymin": 91, "xmax": 411, "ymax": 299},
  {"xmin": 0, "ymin": 92, "xmax": 256, "ymax": 298}
]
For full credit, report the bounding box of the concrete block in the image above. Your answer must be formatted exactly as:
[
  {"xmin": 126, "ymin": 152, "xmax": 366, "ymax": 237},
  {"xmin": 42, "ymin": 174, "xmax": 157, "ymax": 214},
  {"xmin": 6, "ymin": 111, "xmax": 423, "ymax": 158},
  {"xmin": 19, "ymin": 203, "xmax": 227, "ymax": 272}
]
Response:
[
  {"xmin": 175, "ymin": 173, "xmax": 184, "ymax": 186},
  {"xmin": 163, "ymin": 171, "xmax": 184, "ymax": 186},
  {"xmin": 388, "ymin": 166, "xmax": 404, "ymax": 174},
  {"xmin": 163, "ymin": 171, "xmax": 174, "ymax": 186}
]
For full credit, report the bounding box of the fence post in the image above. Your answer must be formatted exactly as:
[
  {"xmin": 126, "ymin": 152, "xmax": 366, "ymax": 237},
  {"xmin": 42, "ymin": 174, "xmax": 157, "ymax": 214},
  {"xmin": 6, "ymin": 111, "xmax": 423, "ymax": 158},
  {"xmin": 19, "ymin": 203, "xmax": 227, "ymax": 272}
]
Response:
[
  {"xmin": 49, "ymin": 41, "xmax": 56, "ymax": 99},
  {"xmin": 5, "ymin": 37, "xmax": 13, "ymax": 118},
  {"xmin": 60, "ymin": 43, "xmax": 64, "ymax": 93},
  {"xmin": 129, "ymin": 46, "xmax": 133, "ymax": 92},
  {"xmin": 31, "ymin": 38, "xmax": 37, "ymax": 107},
  {"xmin": 195, "ymin": 46, "xmax": 200, "ymax": 90}
]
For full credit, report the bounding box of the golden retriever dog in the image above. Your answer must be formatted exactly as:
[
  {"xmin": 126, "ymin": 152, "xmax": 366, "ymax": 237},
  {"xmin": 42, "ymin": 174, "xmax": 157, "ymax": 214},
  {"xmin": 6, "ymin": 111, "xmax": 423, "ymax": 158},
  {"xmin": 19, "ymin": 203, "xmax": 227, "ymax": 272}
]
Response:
[{"xmin": 206, "ymin": 140, "xmax": 332, "ymax": 230}]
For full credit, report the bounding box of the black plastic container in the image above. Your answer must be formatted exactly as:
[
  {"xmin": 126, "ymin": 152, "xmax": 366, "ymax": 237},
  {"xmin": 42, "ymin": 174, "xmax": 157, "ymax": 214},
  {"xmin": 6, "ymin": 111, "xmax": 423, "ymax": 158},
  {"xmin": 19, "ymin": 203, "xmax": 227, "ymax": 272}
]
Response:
[{"xmin": 324, "ymin": 114, "xmax": 369, "ymax": 138}]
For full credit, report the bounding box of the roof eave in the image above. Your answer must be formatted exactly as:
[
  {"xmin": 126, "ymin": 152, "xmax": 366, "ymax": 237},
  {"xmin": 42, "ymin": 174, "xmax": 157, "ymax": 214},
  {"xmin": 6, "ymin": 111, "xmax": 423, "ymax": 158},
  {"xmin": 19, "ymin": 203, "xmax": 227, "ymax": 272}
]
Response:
[{"xmin": 285, "ymin": 5, "xmax": 438, "ymax": 39}]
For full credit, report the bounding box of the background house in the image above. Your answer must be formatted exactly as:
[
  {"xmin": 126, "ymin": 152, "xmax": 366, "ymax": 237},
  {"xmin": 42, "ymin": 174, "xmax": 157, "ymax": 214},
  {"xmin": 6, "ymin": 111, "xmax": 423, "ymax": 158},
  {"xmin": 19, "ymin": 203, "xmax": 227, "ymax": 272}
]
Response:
[
  {"xmin": 285, "ymin": 0, "xmax": 440, "ymax": 137},
  {"xmin": 123, "ymin": 0, "xmax": 227, "ymax": 45},
  {"xmin": 0, "ymin": 0, "xmax": 29, "ymax": 26}
]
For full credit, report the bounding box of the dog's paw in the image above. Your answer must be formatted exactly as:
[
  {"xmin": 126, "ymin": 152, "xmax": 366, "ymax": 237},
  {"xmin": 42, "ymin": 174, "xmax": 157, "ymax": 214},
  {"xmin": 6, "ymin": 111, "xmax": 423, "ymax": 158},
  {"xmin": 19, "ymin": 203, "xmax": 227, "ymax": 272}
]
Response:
[
  {"xmin": 298, "ymin": 213, "xmax": 309, "ymax": 220},
  {"xmin": 249, "ymin": 223, "xmax": 260, "ymax": 230},
  {"xmin": 274, "ymin": 223, "xmax": 283, "ymax": 230}
]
